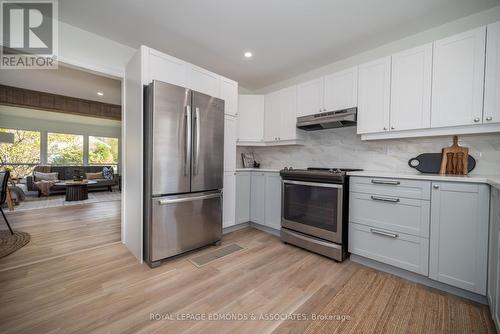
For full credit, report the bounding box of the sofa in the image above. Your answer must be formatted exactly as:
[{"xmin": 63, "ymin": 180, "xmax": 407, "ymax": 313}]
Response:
[{"xmin": 26, "ymin": 165, "xmax": 119, "ymax": 196}]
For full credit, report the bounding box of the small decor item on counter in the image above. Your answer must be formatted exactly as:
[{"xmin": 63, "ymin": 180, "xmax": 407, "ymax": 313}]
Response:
[
  {"xmin": 241, "ymin": 153, "xmax": 255, "ymax": 168},
  {"xmin": 408, "ymin": 153, "xmax": 476, "ymax": 174},
  {"xmin": 253, "ymin": 161, "xmax": 260, "ymax": 168},
  {"xmin": 439, "ymin": 135, "xmax": 469, "ymax": 175}
]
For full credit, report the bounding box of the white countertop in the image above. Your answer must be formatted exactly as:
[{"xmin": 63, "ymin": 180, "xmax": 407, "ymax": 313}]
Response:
[
  {"xmin": 347, "ymin": 170, "xmax": 500, "ymax": 188},
  {"xmin": 235, "ymin": 168, "xmax": 280, "ymax": 173}
]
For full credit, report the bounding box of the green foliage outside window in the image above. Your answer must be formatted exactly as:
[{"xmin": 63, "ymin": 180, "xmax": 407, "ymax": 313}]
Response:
[{"xmin": 0, "ymin": 128, "xmax": 40, "ymax": 177}]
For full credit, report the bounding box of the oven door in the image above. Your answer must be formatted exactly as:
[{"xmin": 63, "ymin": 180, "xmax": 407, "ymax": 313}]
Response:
[{"xmin": 281, "ymin": 180, "xmax": 343, "ymax": 243}]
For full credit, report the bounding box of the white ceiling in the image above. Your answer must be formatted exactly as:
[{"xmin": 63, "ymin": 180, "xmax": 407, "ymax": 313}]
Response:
[
  {"xmin": 0, "ymin": 65, "xmax": 121, "ymax": 105},
  {"xmin": 59, "ymin": 0, "xmax": 500, "ymax": 90}
]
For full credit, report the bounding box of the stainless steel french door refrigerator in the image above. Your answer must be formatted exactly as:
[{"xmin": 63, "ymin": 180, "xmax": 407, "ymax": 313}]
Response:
[{"xmin": 143, "ymin": 80, "xmax": 224, "ymax": 267}]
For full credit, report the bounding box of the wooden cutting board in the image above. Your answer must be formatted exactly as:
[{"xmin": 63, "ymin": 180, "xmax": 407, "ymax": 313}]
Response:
[{"xmin": 439, "ymin": 135, "xmax": 469, "ymax": 175}]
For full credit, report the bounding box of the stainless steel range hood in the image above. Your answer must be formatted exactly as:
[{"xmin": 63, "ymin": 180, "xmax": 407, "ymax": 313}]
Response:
[{"xmin": 296, "ymin": 107, "xmax": 357, "ymax": 131}]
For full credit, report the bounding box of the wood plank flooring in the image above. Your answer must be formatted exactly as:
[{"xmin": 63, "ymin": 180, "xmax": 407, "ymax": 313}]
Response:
[
  {"xmin": 0, "ymin": 201, "xmax": 121, "ymax": 270},
  {"xmin": 0, "ymin": 227, "xmax": 495, "ymax": 333}
]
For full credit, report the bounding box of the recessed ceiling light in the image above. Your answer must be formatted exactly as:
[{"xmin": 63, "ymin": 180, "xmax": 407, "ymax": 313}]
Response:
[
  {"xmin": 97, "ymin": 92, "xmax": 104, "ymax": 96},
  {"xmin": 244, "ymin": 51, "xmax": 253, "ymax": 58}
]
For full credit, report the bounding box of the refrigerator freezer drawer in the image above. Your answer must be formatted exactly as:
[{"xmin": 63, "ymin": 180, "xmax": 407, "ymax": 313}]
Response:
[{"xmin": 151, "ymin": 191, "xmax": 222, "ymax": 262}]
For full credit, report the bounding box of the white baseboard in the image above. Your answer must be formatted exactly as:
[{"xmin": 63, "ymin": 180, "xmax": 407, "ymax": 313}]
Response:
[
  {"xmin": 249, "ymin": 222, "xmax": 280, "ymax": 237},
  {"xmin": 223, "ymin": 222, "xmax": 250, "ymax": 234}
]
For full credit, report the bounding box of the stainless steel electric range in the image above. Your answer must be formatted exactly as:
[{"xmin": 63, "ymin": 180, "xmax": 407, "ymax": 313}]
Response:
[{"xmin": 279, "ymin": 167, "xmax": 362, "ymax": 261}]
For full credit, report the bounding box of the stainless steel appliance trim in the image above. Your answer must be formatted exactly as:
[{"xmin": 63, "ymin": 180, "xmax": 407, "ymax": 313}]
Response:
[
  {"xmin": 371, "ymin": 179, "xmax": 401, "ymax": 185},
  {"xmin": 159, "ymin": 192, "xmax": 220, "ymax": 205},
  {"xmin": 185, "ymin": 105, "xmax": 192, "ymax": 176},
  {"xmin": 282, "ymin": 180, "xmax": 343, "ymax": 189},
  {"xmin": 370, "ymin": 195, "xmax": 400, "ymax": 203},
  {"xmin": 281, "ymin": 180, "xmax": 343, "ymax": 244},
  {"xmin": 193, "ymin": 107, "xmax": 201, "ymax": 175},
  {"xmin": 370, "ymin": 228, "xmax": 399, "ymax": 238},
  {"xmin": 281, "ymin": 228, "xmax": 343, "ymax": 261}
]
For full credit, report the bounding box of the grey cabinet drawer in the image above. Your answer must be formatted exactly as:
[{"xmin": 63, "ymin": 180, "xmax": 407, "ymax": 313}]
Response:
[
  {"xmin": 349, "ymin": 192, "xmax": 430, "ymax": 237},
  {"xmin": 350, "ymin": 176, "xmax": 431, "ymax": 200},
  {"xmin": 348, "ymin": 223, "xmax": 429, "ymax": 275}
]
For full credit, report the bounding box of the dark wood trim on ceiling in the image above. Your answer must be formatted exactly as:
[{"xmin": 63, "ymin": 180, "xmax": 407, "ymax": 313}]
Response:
[{"xmin": 0, "ymin": 84, "xmax": 121, "ymax": 121}]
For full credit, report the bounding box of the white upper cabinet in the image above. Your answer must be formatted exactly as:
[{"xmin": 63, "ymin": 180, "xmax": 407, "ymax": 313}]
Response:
[
  {"xmin": 187, "ymin": 65, "xmax": 221, "ymax": 98},
  {"xmin": 390, "ymin": 44, "xmax": 432, "ymax": 131},
  {"xmin": 279, "ymin": 86, "xmax": 299, "ymax": 141},
  {"xmin": 145, "ymin": 47, "xmax": 187, "ymax": 86},
  {"xmin": 224, "ymin": 115, "xmax": 237, "ymax": 172},
  {"xmin": 485, "ymin": 22, "xmax": 500, "ymax": 125},
  {"xmin": 431, "ymin": 26, "xmax": 486, "ymax": 128},
  {"xmin": 297, "ymin": 78, "xmax": 324, "ymax": 117},
  {"xmin": 323, "ymin": 67, "xmax": 358, "ymax": 112},
  {"xmin": 238, "ymin": 95, "xmax": 265, "ymax": 143},
  {"xmin": 357, "ymin": 56, "xmax": 392, "ymax": 134},
  {"xmin": 264, "ymin": 87, "xmax": 301, "ymax": 143},
  {"xmin": 264, "ymin": 91, "xmax": 281, "ymax": 142},
  {"xmin": 220, "ymin": 78, "xmax": 238, "ymax": 116}
]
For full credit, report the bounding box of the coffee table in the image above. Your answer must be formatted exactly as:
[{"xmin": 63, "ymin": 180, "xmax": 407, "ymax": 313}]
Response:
[{"xmin": 54, "ymin": 180, "xmax": 97, "ymax": 201}]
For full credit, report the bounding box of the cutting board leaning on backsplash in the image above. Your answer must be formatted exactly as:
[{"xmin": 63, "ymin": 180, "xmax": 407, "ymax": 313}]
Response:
[{"xmin": 439, "ymin": 136, "xmax": 469, "ymax": 175}]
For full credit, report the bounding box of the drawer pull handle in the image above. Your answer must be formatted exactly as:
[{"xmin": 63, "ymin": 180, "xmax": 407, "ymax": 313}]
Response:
[
  {"xmin": 371, "ymin": 179, "xmax": 400, "ymax": 185},
  {"xmin": 371, "ymin": 195, "xmax": 400, "ymax": 203},
  {"xmin": 370, "ymin": 228, "xmax": 398, "ymax": 238}
]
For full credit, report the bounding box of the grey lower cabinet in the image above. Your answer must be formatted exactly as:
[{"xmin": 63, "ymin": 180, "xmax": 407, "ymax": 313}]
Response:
[
  {"xmin": 429, "ymin": 182, "xmax": 489, "ymax": 295},
  {"xmin": 234, "ymin": 170, "xmax": 282, "ymax": 230},
  {"xmin": 250, "ymin": 172, "xmax": 266, "ymax": 224},
  {"xmin": 235, "ymin": 171, "xmax": 251, "ymax": 224},
  {"xmin": 488, "ymin": 186, "xmax": 500, "ymax": 331},
  {"xmin": 349, "ymin": 177, "xmax": 431, "ymax": 276},
  {"xmin": 349, "ymin": 176, "xmax": 490, "ymax": 296}
]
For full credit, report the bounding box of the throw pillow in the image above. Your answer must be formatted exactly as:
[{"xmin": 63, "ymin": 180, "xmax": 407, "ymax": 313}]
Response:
[
  {"xmin": 102, "ymin": 166, "xmax": 114, "ymax": 180},
  {"xmin": 34, "ymin": 171, "xmax": 58, "ymax": 181},
  {"xmin": 86, "ymin": 172, "xmax": 104, "ymax": 180}
]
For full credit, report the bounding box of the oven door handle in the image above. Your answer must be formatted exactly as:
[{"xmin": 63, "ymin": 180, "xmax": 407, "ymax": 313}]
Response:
[{"xmin": 282, "ymin": 180, "xmax": 343, "ymax": 189}]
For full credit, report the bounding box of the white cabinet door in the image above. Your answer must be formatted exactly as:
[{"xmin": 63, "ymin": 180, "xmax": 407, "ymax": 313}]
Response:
[
  {"xmin": 390, "ymin": 44, "xmax": 432, "ymax": 131},
  {"xmin": 224, "ymin": 115, "xmax": 237, "ymax": 172},
  {"xmin": 220, "ymin": 78, "xmax": 238, "ymax": 116},
  {"xmin": 146, "ymin": 48, "xmax": 187, "ymax": 86},
  {"xmin": 431, "ymin": 26, "xmax": 486, "ymax": 128},
  {"xmin": 235, "ymin": 172, "xmax": 251, "ymax": 224},
  {"xmin": 188, "ymin": 65, "xmax": 221, "ymax": 97},
  {"xmin": 238, "ymin": 95, "xmax": 264, "ymax": 142},
  {"xmin": 357, "ymin": 57, "xmax": 391, "ymax": 134},
  {"xmin": 223, "ymin": 172, "xmax": 236, "ymax": 228},
  {"xmin": 484, "ymin": 22, "xmax": 500, "ymax": 125},
  {"xmin": 278, "ymin": 86, "xmax": 298, "ymax": 141},
  {"xmin": 264, "ymin": 91, "xmax": 281, "ymax": 142},
  {"xmin": 250, "ymin": 172, "xmax": 266, "ymax": 224},
  {"xmin": 264, "ymin": 173, "xmax": 282, "ymax": 230},
  {"xmin": 429, "ymin": 182, "xmax": 489, "ymax": 295},
  {"xmin": 324, "ymin": 67, "xmax": 358, "ymax": 111},
  {"xmin": 297, "ymin": 78, "xmax": 324, "ymax": 117}
]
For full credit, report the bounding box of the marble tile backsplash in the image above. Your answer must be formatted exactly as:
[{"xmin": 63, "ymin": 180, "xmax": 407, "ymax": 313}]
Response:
[{"xmin": 236, "ymin": 127, "xmax": 500, "ymax": 175}]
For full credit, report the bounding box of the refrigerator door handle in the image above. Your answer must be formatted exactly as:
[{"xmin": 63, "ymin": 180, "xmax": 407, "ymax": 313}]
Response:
[
  {"xmin": 185, "ymin": 105, "xmax": 192, "ymax": 176},
  {"xmin": 193, "ymin": 107, "xmax": 201, "ymax": 175},
  {"xmin": 158, "ymin": 192, "xmax": 221, "ymax": 205}
]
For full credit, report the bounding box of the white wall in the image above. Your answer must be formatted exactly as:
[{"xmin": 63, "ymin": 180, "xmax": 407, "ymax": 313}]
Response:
[
  {"xmin": 123, "ymin": 49, "xmax": 143, "ymax": 261},
  {"xmin": 254, "ymin": 5, "xmax": 500, "ymax": 94},
  {"xmin": 59, "ymin": 21, "xmax": 135, "ymax": 78}
]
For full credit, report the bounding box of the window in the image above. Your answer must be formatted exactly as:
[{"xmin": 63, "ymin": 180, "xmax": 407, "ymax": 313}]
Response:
[
  {"xmin": 0, "ymin": 128, "xmax": 41, "ymax": 177},
  {"xmin": 47, "ymin": 133, "xmax": 84, "ymax": 165},
  {"xmin": 89, "ymin": 136, "xmax": 119, "ymax": 165}
]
